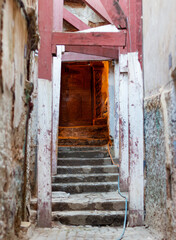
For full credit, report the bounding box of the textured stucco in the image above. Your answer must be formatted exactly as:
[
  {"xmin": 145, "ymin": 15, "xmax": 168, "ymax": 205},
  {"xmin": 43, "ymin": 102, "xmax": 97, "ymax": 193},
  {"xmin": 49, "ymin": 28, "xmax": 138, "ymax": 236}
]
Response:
[
  {"xmin": 144, "ymin": 95, "xmax": 167, "ymax": 235},
  {"xmin": 143, "ymin": 0, "xmax": 176, "ymax": 238}
]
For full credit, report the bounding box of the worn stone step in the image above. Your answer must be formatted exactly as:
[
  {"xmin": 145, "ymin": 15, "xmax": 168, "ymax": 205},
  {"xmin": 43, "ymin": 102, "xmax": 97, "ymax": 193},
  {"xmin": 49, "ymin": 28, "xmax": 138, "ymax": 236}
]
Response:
[
  {"xmin": 52, "ymin": 210, "xmax": 125, "ymax": 226},
  {"xmin": 58, "ymin": 146, "xmax": 108, "ymax": 152},
  {"xmin": 57, "ymin": 165, "xmax": 118, "ymax": 174},
  {"xmin": 52, "ymin": 182, "xmax": 118, "ymax": 194},
  {"xmin": 57, "ymin": 158, "xmax": 112, "ymax": 166},
  {"xmin": 52, "ymin": 173, "xmax": 119, "ymax": 183},
  {"xmin": 58, "ymin": 137, "xmax": 108, "ymax": 146},
  {"xmin": 29, "ymin": 210, "xmax": 125, "ymax": 226},
  {"xmin": 58, "ymin": 150, "xmax": 109, "ymax": 158},
  {"xmin": 59, "ymin": 125, "xmax": 108, "ymax": 139}
]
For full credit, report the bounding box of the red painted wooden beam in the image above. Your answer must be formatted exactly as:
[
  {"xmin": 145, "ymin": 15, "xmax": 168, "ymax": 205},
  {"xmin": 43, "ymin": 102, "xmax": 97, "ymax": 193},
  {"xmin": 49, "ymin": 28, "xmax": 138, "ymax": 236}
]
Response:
[
  {"xmin": 65, "ymin": 46, "xmax": 119, "ymax": 59},
  {"xmin": 63, "ymin": 7, "xmax": 90, "ymax": 30},
  {"xmin": 100, "ymin": 0, "xmax": 127, "ymax": 29},
  {"xmin": 53, "ymin": 0, "xmax": 63, "ymax": 32},
  {"xmin": 38, "ymin": 0, "xmax": 53, "ymax": 80},
  {"xmin": 82, "ymin": 0, "xmax": 113, "ymax": 24},
  {"xmin": 52, "ymin": 32, "xmax": 126, "ymax": 47}
]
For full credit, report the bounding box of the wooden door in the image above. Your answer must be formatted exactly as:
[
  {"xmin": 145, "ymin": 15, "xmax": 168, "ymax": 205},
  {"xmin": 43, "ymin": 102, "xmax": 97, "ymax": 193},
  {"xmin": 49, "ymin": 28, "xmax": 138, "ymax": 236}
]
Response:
[{"xmin": 60, "ymin": 64, "xmax": 93, "ymax": 127}]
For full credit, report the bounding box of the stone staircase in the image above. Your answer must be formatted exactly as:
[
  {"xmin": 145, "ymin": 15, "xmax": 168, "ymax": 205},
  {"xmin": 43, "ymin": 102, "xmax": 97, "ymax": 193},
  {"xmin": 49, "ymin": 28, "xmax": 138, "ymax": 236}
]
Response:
[
  {"xmin": 30, "ymin": 145, "xmax": 127, "ymax": 226},
  {"xmin": 50, "ymin": 146, "xmax": 126, "ymax": 226}
]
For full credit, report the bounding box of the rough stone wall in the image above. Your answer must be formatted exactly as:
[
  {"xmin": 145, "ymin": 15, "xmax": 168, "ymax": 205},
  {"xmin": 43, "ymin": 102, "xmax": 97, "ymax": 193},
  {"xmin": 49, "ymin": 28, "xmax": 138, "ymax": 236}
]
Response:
[
  {"xmin": 143, "ymin": 0, "xmax": 176, "ymax": 238},
  {"xmin": 0, "ymin": 0, "xmax": 38, "ymax": 239},
  {"xmin": 144, "ymin": 87, "xmax": 176, "ymax": 239},
  {"xmin": 144, "ymin": 95, "xmax": 167, "ymax": 235}
]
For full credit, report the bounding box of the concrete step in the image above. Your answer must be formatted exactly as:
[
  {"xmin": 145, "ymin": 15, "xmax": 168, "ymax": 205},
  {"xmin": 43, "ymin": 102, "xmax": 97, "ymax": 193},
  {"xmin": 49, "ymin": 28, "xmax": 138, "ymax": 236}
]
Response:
[
  {"xmin": 30, "ymin": 210, "xmax": 125, "ymax": 226},
  {"xmin": 30, "ymin": 192, "xmax": 127, "ymax": 212},
  {"xmin": 52, "ymin": 210, "xmax": 125, "ymax": 226},
  {"xmin": 58, "ymin": 150, "xmax": 109, "ymax": 158},
  {"xmin": 58, "ymin": 137, "xmax": 108, "ymax": 146},
  {"xmin": 59, "ymin": 125, "xmax": 108, "ymax": 139},
  {"xmin": 57, "ymin": 165, "xmax": 118, "ymax": 174},
  {"xmin": 52, "ymin": 182, "xmax": 118, "ymax": 194},
  {"xmin": 52, "ymin": 173, "xmax": 119, "ymax": 183},
  {"xmin": 58, "ymin": 146, "xmax": 108, "ymax": 152},
  {"xmin": 57, "ymin": 158, "xmax": 112, "ymax": 166}
]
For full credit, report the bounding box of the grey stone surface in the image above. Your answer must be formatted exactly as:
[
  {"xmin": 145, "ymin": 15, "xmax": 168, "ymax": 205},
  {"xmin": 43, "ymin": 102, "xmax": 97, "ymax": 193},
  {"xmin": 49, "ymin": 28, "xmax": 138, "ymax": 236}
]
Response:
[
  {"xmin": 52, "ymin": 173, "xmax": 119, "ymax": 183},
  {"xmin": 57, "ymin": 165, "xmax": 118, "ymax": 174},
  {"xmin": 28, "ymin": 226, "xmax": 161, "ymax": 240},
  {"xmin": 58, "ymin": 150, "xmax": 109, "ymax": 158}
]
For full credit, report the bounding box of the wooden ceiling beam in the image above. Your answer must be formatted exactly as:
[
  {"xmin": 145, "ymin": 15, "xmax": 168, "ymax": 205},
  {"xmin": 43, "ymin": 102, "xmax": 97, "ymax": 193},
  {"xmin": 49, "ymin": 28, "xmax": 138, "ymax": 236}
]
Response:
[
  {"xmin": 100, "ymin": 0, "xmax": 127, "ymax": 29},
  {"xmin": 52, "ymin": 31, "xmax": 126, "ymax": 47},
  {"xmin": 64, "ymin": 46, "xmax": 119, "ymax": 59}
]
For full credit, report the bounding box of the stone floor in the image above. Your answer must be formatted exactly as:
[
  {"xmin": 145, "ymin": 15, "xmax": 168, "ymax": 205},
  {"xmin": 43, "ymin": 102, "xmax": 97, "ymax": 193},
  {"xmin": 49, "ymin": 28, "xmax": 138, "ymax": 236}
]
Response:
[{"xmin": 24, "ymin": 225, "xmax": 161, "ymax": 240}]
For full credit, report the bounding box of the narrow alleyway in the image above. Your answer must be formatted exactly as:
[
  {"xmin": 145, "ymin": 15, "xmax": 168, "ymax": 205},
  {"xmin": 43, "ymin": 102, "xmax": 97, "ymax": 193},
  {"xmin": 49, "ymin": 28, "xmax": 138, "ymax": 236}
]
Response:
[{"xmin": 1, "ymin": 0, "xmax": 176, "ymax": 240}]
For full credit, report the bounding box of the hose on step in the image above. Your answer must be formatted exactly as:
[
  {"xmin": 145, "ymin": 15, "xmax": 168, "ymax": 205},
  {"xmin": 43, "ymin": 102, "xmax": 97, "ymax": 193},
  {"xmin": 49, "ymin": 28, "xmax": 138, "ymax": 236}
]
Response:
[{"xmin": 108, "ymin": 142, "xmax": 128, "ymax": 240}]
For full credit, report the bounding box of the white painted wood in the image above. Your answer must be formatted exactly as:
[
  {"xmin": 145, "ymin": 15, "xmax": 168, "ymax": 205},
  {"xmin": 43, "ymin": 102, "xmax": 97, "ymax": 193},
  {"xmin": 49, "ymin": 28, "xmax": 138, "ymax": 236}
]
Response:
[
  {"xmin": 79, "ymin": 24, "xmax": 120, "ymax": 33},
  {"xmin": 114, "ymin": 61, "xmax": 120, "ymax": 159},
  {"xmin": 62, "ymin": 52, "xmax": 111, "ymax": 62},
  {"xmin": 119, "ymin": 54, "xmax": 129, "ymax": 191},
  {"xmin": 128, "ymin": 52, "xmax": 144, "ymax": 226},
  {"xmin": 108, "ymin": 62, "xmax": 115, "ymax": 139},
  {"xmin": 52, "ymin": 46, "xmax": 64, "ymax": 175},
  {"xmin": 37, "ymin": 78, "xmax": 52, "ymax": 227}
]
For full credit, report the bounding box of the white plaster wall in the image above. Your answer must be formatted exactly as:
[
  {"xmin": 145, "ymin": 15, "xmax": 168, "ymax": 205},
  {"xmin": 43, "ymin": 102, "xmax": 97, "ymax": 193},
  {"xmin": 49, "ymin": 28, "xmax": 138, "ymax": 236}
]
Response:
[
  {"xmin": 64, "ymin": 4, "xmax": 104, "ymax": 25},
  {"xmin": 143, "ymin": 0, "xmax": 176, "ymax": 97}
]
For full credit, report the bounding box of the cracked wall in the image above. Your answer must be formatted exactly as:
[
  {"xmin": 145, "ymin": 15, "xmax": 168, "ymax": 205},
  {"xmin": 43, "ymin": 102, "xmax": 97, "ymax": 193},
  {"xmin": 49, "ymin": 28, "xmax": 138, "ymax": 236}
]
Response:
[
  {"xmin": 143, "ymin": 0, "xmax": 176, "ymax": 238},
  {"xmin": 0, "ymin": 0, "xmax": 38, "ymax": 239}
]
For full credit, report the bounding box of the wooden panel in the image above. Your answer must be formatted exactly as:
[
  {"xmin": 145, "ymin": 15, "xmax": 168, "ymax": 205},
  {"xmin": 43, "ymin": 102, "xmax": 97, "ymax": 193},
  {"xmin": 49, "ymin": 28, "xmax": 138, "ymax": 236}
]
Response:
[
  {"xmin": 52, "ymin": 46, "xmax": 63, "ymax": 175},
  {"xmin": 65, "ymin": 46, "xmax": 119, "ymax": 59},
  {"xmin": 52, "ymin": 32, "xmax": 126, "ymax": 47},
  {"xmin": 128, "ymin": 52, "xmax": 144, "ymax": 226},
  {"xmin": 100, "ymin": 0, "xmax": 127, "ymax": 29},
  {"xmin": 37, "ymin": 78, "xmax": 52, "ymax": 227},
  {"xmin": 82, "ymin": 0, "xmax": 113, "ymax": 24},
  {"xmin": 63, "ymin": 7, "xmax": 90, "ymax": 30},
  {"xmin": 119, "ymin": 54, "xmax": 129, "ymax": 192},
  {"xmin": 62, "ymin": 52, "xmax": 111, "ymax": 62},
  {"xmin": 60, "ymin": 64, "xmax": 93, "ymax": 127}
]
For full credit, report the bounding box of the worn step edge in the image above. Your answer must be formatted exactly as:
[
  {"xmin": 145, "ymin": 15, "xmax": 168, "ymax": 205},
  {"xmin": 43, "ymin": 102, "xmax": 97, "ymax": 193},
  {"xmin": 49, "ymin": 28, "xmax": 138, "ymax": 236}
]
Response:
[
  {"xmin": 30, "ymin": 210, "xmax": 126, "ymax": 226},
  {"xmin": 58, "ymin": 146, "xmax": 108, "ymax": 152},
  {"xmin": 52, "ymin": 210, "xmax": 126, "ymax": 226},
  {"xmin": 57, "ymin": 165, "xmax": 117, "ymax": 169},
  {"xmin": 52, "ymin": 182, "xmax": 118, "ymax": 187}
]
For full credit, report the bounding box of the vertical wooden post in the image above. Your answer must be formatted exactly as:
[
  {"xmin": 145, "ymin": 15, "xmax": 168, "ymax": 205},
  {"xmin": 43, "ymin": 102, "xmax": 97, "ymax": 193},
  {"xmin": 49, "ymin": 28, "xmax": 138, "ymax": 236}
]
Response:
[
  {"xmin": 52, "ymin": 46, "xmax": 64, "ymax": 175},
  {"xmin": 114, "ymin": 61, "xmax": 120, "ymax": 158},
  {"xmin": 52, "ymin": 0, "xmax": 63, "ymax": 175},
  {"xmin": 108, "ymin": 62, "xmax": 115, "ymax": 139},
  {"xmin": 37, "ymin": 0, "xmax": 53, "ymax": 227},
  {"xmin": 37, "ymin": 79, "xmax": 52, "ymax": 227},
  {"xmin": 119, "ymin": 54, "xmax": 129, "ymax": 191},
  {"xmin": 128, "ymin": 52, "xmax": 144, "ymax": 226}
]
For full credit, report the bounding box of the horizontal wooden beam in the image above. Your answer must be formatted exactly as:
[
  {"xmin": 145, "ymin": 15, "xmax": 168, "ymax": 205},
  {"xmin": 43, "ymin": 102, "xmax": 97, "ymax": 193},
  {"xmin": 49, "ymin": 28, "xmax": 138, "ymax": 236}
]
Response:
[
  {"xmin": 82, "ymin": 0, "xmax": 113, "ymax": 24},
  {"xmin": 100, "ymin": 0, "xmax": 127, "ymax": 29},
  {"xmin": 65, "ymin": 46, "xmax": 119, "ymax": 59},
  {"xmin": 62, "ymin": 52, "xmax": 111, "ymax": 62},
  {"xmin": 63, "ymin": 7, "xmax": 90, "ymax": 30},
  {"xmin": 52, "ymin": 32, "xmax": 126, "ymax": 47}
]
